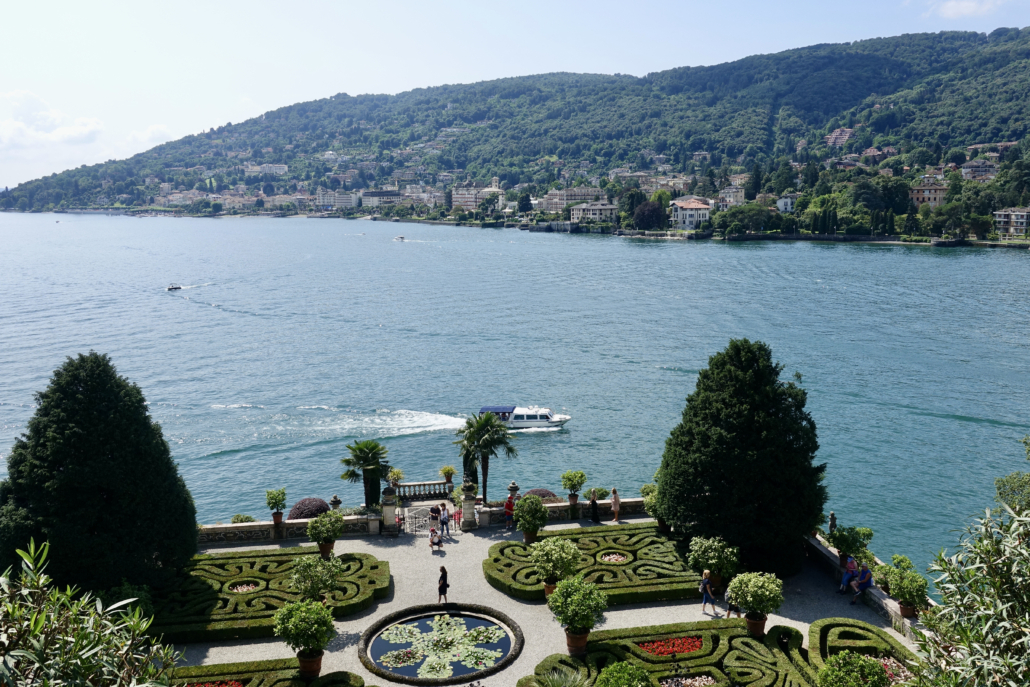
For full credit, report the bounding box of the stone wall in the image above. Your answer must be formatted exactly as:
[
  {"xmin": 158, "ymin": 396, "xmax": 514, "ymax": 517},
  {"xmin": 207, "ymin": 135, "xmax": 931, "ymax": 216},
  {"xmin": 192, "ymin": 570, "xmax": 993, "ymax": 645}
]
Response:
[
  {"xmin": 197, "ymin": 514, "xmax": 380, "ymax": 545},
  {"xmin": 477, "ymin": 497, "xmax": 646, "ymax": 527}
]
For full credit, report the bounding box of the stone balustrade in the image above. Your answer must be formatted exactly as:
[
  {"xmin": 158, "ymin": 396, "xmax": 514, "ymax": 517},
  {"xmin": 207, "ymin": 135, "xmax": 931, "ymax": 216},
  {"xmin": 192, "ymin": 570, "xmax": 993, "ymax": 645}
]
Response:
[
  {"xmin": 394, "ymin": 480, "xmax": 453, "ymax": 501},
  {"xmin": 197, "ymin": 514, "xmax": 380, "ymax": 546},
  {"xmin": 477, "ymin": 497, "xmax": 645, "ymax": 527}
]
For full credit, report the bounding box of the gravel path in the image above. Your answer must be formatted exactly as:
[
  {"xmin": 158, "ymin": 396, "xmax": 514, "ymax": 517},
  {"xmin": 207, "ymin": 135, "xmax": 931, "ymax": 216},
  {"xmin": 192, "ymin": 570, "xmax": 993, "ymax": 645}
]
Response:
[{"xmin": 177, "ymin": 516, "xmax": 913, "ymax": 685}]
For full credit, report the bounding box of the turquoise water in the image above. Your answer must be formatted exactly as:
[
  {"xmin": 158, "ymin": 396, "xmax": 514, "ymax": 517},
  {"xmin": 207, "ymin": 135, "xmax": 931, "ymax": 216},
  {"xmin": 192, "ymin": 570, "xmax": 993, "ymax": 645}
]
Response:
[{"xmin": 2, "ymin": 213, "xmax": 1028, "ymax": 575}]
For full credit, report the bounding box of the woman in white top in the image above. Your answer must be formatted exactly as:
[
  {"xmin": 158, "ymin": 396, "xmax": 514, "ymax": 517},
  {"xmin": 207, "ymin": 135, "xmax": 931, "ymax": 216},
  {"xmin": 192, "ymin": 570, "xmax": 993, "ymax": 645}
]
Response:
[{"xmin": 610, "ymin": 487, "xmax": 621, "ymax": 522}]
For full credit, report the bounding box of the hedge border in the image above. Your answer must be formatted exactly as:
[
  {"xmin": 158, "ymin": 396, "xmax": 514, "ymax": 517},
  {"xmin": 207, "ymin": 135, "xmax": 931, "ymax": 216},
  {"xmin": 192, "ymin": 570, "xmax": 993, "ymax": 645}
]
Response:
[
  {"xmin": 808, "ymin": 616, "xmax": 919, "ymax": 673},
  {"xmin": 357, "ymin": 603, "xmax": 525, "ymax": 686},
  {"xmin": 151, "ymin": 547, "xmax": 391, "ymax": 643},
  {"xmin": 483, "ymin": 523, "xmax": 701, "ymax": 605},
  {"xmin": 172, "ymin": 658, "xmax": 366, "ymax": 687}
]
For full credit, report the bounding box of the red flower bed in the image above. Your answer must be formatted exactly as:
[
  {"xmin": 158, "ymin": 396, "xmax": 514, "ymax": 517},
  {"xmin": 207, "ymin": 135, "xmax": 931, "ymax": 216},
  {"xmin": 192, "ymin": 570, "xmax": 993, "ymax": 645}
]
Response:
[
  {"xmin": 638, "ymin": 635, "xmax": 703, "ymax": 656},
  {"xmin": 184, "ymin": 682, "xmax": 244, "ymax": 687}
]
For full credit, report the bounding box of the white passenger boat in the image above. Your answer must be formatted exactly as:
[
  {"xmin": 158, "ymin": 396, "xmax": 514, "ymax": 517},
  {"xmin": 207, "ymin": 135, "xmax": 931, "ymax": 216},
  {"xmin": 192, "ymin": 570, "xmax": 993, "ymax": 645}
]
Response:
[{"xmin": 479, "ymin": 405, "xmax": 571, "ymax": 429}]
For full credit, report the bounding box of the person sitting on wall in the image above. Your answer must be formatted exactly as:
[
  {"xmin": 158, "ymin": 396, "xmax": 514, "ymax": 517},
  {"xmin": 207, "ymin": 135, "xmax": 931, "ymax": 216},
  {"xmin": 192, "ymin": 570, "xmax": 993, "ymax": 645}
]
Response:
[
  {"xmin": 849, "ymin": 562, "xmax": 873, "ymax": 605},
  {"xmin": 838, "ymin": 556, "xmax": 858, "ymax": 594},
  {"xmin": 428, "ymin": 527, "xmax": 444, "ymax": 551}
]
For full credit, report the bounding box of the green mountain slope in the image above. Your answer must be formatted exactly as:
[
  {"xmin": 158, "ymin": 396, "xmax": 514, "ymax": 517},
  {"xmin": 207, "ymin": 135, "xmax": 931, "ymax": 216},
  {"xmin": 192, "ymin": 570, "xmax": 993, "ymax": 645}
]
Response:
[{"xmin": 3, "ymin": 27, "xmax": 1028, "ymax": 211}]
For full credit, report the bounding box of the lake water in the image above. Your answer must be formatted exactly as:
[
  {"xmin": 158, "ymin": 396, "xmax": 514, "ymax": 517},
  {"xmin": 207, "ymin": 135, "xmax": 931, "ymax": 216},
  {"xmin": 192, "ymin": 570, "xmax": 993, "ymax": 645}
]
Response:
[{"xmin": 2, "ymin": 213, "xmax": 1028, "ymax": 575}]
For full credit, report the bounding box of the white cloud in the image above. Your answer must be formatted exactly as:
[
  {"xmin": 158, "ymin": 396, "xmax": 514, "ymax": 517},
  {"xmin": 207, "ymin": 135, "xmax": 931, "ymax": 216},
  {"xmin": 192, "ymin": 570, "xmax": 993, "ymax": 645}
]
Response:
[
  {"xmin": 925, "ymin": 0, "xmax": 1009, "ymax": 17},
  {"xmin": 126, "ymin": 124, "xmax": 173, "ymax": 146},
  {"xmin": 0, "ymin": 91, "xmax": 103, "ymax": 151}
]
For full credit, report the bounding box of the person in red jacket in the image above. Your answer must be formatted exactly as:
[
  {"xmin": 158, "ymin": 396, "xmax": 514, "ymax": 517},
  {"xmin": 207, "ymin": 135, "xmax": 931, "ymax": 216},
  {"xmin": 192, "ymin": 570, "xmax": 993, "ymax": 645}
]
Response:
[{"xmin": 504, "ymin": 495, "xmax": 515, "ymax": 529}]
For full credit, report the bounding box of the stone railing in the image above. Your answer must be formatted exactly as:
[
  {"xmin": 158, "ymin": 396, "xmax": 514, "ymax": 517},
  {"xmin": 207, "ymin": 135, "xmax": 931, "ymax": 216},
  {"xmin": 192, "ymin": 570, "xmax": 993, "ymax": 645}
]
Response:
[
  {"xmin": 807, "ymin": 534, "xmax": 933, "ymax": 641},
  {"xmin": 395, "ymin": 480, "xmax": 453, "ymax": 501},
  {"xmin": 197, "ymin": 514, "xmax": 380, "ymax": 546},
  {"xmin": 476, "ymin": 497, "xmax": 646, "ymax": 527}
]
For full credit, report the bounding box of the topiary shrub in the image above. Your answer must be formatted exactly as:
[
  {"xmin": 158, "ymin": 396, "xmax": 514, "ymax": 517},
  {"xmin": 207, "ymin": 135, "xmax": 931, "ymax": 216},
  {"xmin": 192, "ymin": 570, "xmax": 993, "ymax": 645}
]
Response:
[
  {"xmin": 561, "ymin": 471, "xmax": 588, "ymax": 495},
  {"xmin": 727, "ymin": 572, "xmax": 783, "ymax": 620},
  {"xmin": 688, "ymin": 536, "xmax": 740, "ymax": 578},
  {"xmin": 547, "ymin": 575, "xmax": 608, "ymax": 635},
  {"xmin": 273, "ymin": 600, "xmax": 335, "ymax": 657},
  {"xmin": 594, "ymin": 661, "xmax": 651, "ymax": 687},
  {"xmin": 230, "ymin": 514, "xmax": 256, "ymax": 524},
  {"xmin": 530, "ymin": 538, "xmax": 581, "ymax": 585},
  {"xmin": 525, "ymin": 488, "xmax": 558, "ymax": 498},
  {"xmin": 307, "ymin": 511, "xmax": 346, "ymax": 544},
  {"xmin": 291, "ymin": 554, "xmax": 346, "ymax": 600},
  {"xmin": 288, "ymin": 498, "xmax": 330, "ymax": 520},
  {"xmin": 515, "ymin": 495, "xmax": 550, "ymax": 535},
  {"xmin": 817, "ymin": 650, "xmax": 889, "ymax": 687}
]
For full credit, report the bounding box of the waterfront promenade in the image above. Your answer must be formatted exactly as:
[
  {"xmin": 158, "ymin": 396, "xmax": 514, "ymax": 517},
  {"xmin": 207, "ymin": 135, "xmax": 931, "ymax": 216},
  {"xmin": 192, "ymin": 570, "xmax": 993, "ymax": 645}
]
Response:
[{"xmin": 178, "ymin": 515, "xmax": 913, "ymax": 686}]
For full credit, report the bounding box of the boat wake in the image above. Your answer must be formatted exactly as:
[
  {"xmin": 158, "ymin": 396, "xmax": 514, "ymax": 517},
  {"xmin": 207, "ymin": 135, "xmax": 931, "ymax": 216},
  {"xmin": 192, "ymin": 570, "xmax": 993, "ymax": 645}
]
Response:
[{"xmin": 510, "ymin": 426, "xmax": 564, "ymax": 433}]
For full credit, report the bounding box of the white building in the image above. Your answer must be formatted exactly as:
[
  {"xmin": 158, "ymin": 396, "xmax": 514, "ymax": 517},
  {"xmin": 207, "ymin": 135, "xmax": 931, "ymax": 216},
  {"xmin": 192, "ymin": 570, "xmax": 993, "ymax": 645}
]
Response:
[
  {"xmin": 361, "ymin": 189, "xmax": 401, "ymax": 207},
  {"xmin": 994, "ymin": 207, "xmax": 1029, "ymax": 240},
  {"xmin": 776, "ymin": 193, "xmax": 800, "ymax": 214},
  {"xmin": 570, "ymin": 202, "xmax": 617, "ymax": 222},
  {"xmin": 244, "ymin": 164, "xmax": 288, "ymax": 176},
  {"xmin": 315, "ymin": 187, "xmax": 358, "ymax": 208},
  {"xmin": 720, "ymin": 185, "xmax": 745, "ymax": 207},
  {"xmin": 669, "ymin": 198, "xmax": 711, "ymax": 230},
  {"xmin": 543, "ymin": 186, "xmax": 605, "ymax": 212}
]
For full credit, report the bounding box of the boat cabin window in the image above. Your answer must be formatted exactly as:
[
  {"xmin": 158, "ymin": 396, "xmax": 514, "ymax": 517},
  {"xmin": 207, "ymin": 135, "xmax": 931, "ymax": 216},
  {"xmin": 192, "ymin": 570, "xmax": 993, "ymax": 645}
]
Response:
[
  {"xmin": 526, "ymin": 415, "xmax": 539, "ymax": 420},
  {"xmin": 513, "ymin": 415, "xmax": 525, "ymax": 421}
]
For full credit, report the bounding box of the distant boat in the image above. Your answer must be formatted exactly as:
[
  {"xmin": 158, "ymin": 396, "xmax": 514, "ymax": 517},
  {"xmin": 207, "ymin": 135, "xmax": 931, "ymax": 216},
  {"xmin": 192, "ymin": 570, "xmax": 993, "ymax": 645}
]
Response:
[
  {"xmin": 167, "ymin": 284, "xmax": 182, "ymax": 291},
  {"xmin": 480, "ymin": 405, "xmax": 571, "ymax": 429},
  {"xmin": 394, "ymin": 236, "xmax": 405, "ymax": 241}
]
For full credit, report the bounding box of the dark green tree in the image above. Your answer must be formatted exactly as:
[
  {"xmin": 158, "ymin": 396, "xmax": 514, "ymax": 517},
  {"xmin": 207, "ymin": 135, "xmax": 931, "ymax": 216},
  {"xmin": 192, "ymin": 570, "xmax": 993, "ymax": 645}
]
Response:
[
  {"xmin": 633, "ymin": 200, "xmax": 667, "ymax": 231},
  {"xmin": 0, "ymin": 352, "xmax": 197, "ymax": 591},
  {"xmin": 453, "ymin": 412, "xmax": 517, "ymax": 501},
  {"xmin": 618, "ymin": 188, "xmax": 646, "ymax": 216},
  {"xmin": 517, "ymin": 192, "xmax": 532, "ymax": 213},
  {"xmin": 656, "ymin": 340, "xmax": 826, "ymax": 575},
  {"xmin": 340, "ymin": 439, "xmax": 391, "ymax": 507}
]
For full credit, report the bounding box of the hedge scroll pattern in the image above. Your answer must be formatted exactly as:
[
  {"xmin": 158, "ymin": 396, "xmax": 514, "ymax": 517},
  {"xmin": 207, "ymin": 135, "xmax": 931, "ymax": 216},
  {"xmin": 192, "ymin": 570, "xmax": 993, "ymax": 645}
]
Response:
[
  {"xmin": 483, "ymin": 523, "xmax": 701, "ymax": 603},
  {"xmin": 172, "ymin": 658, "xmax": 371, "ymax": 687},
  {"xmin": 151, "ymin": 547, "xmax": 390, "ymax": 643},
  {"xmin": 515, "ymin": 617, "xmax": 918, "ymax": 687}
]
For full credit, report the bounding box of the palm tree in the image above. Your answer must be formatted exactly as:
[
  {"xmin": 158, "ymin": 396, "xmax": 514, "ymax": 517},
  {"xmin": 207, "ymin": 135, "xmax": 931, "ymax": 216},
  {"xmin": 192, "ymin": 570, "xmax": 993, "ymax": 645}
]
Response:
[
  {"xmin": 340, "ymin": 439, "xmax": 391, "ymax": 507},
  {"xmin": 453, "ymin": 412, "xmax": 517, "ymax": 502}
]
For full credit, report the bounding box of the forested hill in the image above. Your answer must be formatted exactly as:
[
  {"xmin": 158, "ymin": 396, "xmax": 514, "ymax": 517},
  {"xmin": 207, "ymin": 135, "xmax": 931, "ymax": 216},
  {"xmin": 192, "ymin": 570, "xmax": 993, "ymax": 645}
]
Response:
[{"xmin": 4, "ymin": 26, "xmax": 1030, "ymax": 210}]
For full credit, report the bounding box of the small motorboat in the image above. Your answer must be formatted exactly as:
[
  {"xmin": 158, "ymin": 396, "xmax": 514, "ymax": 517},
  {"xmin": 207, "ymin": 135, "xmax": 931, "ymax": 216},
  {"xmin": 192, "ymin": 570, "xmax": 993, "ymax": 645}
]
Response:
[
  {"xmin": 480, "ymin": 406, "xmax": 571, "ymax": 429},
  {"xmin": 394, "ymin": 236, "xmax": 405, "ymax": 241},
  {"xmin": 167, "ymin": 284, "xmax": 182, "ymax": 291}
]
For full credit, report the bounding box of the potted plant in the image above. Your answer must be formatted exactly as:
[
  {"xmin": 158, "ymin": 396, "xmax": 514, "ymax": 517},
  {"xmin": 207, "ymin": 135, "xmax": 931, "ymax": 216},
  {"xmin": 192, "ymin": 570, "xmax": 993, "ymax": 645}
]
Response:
[
  {"xmin": 266, "ymin": 487, "xmax": 287, "ymax": 525},
  {"xmin": 440, "ymin": 465, "xmax": 457, "ymax": 484},
  {"xmin": 290, "ymin": 555, "xmax": 345, "ymax": 600},
  {"xmin": 727, "ymin": 572, "xmax": 784, "ymax": 637},
  {"xmin": 547, "ymin": 574, "xmax": 608, "ymax": 656},
  {"xmin": 387, "ymin": 468, "xmax": 405, "ymax": 487},
  {"xmin": 514, "ymin": 494, "xmax": 549, "ymax": 544},
  {"xmin": 530, "ymin": 537, "xmax": 581, "ymax": 597},
  {"xmin": 892, "ymin": 569, "xmax": 929, "ymax": 618},
  {"xmin": 273, "ymin": 599, "xmax": 335, "ymax": 679},
  {"xmin": 687, "ymin": 536, "xmax": 740, "ymax": 591},
  {"xmin": 826, "ymin": 526, "xmax": 874, "ymax": 568},
  {"xmin": 307, "ymin": 510, "xmax": 346, "ymax": 559},
  {"xmin": 560, "ymin": 470, "xmax": 587, "ymax": 506}
]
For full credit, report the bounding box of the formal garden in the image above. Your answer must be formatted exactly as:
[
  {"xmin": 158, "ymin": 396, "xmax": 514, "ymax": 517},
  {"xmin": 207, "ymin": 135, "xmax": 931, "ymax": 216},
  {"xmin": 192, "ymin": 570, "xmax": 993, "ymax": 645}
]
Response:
[{"xmin": 2, "ymin": 346, "xmax": 1029, "ymax": 686}]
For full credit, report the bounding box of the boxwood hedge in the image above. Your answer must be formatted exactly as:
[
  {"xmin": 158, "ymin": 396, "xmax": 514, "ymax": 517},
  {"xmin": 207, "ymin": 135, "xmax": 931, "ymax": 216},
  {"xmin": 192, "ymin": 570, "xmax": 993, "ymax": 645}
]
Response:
[
  {"xmin": 151, "ymin": 547, "xmax": 390, "ymax": 643},
  {"xmin": 483, "ymin": 523, "xmax": 701, "ymax": 604},
  {"xmin": 172, "ymin": 658, "xmax": 372, "ymax": 687},
  {"xmin": 515, "ymin": 617, "xmax": 918, "ymax": 687}
]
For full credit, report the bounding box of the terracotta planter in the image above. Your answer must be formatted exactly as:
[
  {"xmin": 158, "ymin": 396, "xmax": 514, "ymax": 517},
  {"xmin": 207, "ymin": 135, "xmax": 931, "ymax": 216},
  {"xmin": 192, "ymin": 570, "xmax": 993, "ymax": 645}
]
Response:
[
  {"xmin": 317, "ymin": 542, "xmax": 334, "ymax": 559},
  {"xmin": 899, "ymin": 603, "xmax": 917, "ymax": 618},
  {"xmin": 272, "ymin": 512, "xmax": 283, "ymax": 525},
  {"xmin": 544, "ymin": 583, "xmax": 557, "ymax": 597},
  {"xmin": 568, "ymin": 493, "xmax": 579, "ymax": 506},
  {"xmin": 565, "ymin": 629, "xmax": 589, "ymax": 656},
  {"xmin": 745, "ymin": 613, "xmax": 767, "ymax": 637},
  {"xmin": 523, "ymin": 530, "xmax": 539, "ymax": 545},
  {"xmin": 297, "ymin": 650, "xmax": 323, "ymax": 679}
]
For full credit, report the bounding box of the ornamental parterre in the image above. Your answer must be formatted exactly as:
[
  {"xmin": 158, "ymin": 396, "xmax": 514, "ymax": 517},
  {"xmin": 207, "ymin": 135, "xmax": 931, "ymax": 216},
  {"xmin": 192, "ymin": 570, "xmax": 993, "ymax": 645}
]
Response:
[
  {"xmin": 639, "ymin": 636, "xmax": 703, "ymax": 657},
  {"xmin": 377, "ymin": 615, "xmax": 508, "ymax": 679},
  {"xmin": 483, "ymin": 523, "xmax": 701, "ymax": 604}
]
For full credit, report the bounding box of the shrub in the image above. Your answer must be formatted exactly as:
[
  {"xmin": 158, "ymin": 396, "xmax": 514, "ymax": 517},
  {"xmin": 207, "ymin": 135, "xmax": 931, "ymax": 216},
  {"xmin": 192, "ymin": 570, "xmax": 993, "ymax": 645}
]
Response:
[
  {"xmin": 439, "ymin": 465, "xmax": 457, "ymax": 480},
  {"xmin": 287, "ymin": 498, "xmax": 329, "ymax": 520},
  {"xmin": 307, "ymin": 511, "xmax": 346, "ymax": 544},
  {"xmin": 891, "ymin": 569, "xmax": 928, "ymax": 609},
  {"xmin": 0, "ymin": 352, "xmax": 197, "ymax": 590},
  {"xmin": 387, "ymin": 468, "xmax": 405, "ymax": 484},
  {"xmin": 266, "ymin": 488, "xmax": 286, "ymax": 514},
  {"xmin": 688, "ymin": 537, "xmax": 740, "ymax": 578},
  {"xmin": 873, "ymin": 554, "xmax": 913, "ymax": 593},
  {"xmin": 532, "ymin": 668, "xmax": 590, "ymax": 687},
  {"xmin": 594, "ymin": 661, "xmax": 651, "ymax": 687},
  {"xmin": 514, "ymin": 495, "xmax": 549, "ymax": 534},
  {"xmin": 561, "ymin": 471, "xmax": 587, "ymax": 494},
  {"xmin": 547, "ymin": 574, "xmax": 608, "ymax": 635},
  {"xmin": 98, "ymin": 578, "xmax": 154, "ymax": 618},
  {"xmin": 585, "ymin": 486, "xmax": 611, "ymax": 500},
  {"xmin": 231, "ymin": 514, "xmax": 256, "ymax": 524},
  {"xmin": 290, "ymin": 554, "xmax": 345, "ymax": 600},
  {"xmin": 639, "ymin": 483, "xmax": 657, "ymax": 498},
  {"xmin": 727, "ymin": 572, "xmax": 784, "ymax": 618},
  {"xmin": 656, "ymin": 339, "xmax": 826, "ymax": 575},
  {"xmin": 273, "ymin": 600, "xmax": 335, "ymax": 656},
  {"xmin": 826, "ymin": 527, "xmax": 875, "ymax": 565},
  {"xmin": 817, "ymin": 650, "xmax": 889, "ymax": 687},
  {"xmin": 530, "ymin": 538, "xmax": 581, "ymax": 584}
]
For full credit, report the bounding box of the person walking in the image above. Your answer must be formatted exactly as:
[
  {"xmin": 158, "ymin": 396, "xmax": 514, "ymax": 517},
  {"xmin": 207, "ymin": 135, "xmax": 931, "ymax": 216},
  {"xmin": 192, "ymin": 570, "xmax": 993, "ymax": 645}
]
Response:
[
  {"xmin": 724, "ymin": 586, "xmax": 742, "ymax": 618},
  {"xmin": 589, "ymin": 489, "xmax": 601, "ymax": 524},
  {"xmin": 438, "ymin": 566, "xmax": 449, "ymax": 603},
  {"xmin": 440, "ymin": 502, "xmax": 450, "ymax": 536},
  {"xmin": 700, "ymin": 570, "xmax": 717, "ymax": 615},
  {"xmin": 610, "ymin": 487, "xmax": 621, "ymax": 522}
]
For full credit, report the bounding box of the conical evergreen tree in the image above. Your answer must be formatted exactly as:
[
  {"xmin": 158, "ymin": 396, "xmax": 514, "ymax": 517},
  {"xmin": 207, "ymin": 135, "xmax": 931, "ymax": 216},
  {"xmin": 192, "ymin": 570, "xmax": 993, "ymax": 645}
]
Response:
[
  {"xmin": 0, "ymin": 352, "xmax": 197, "ymax": 591},
  {"xmin": 656, "ymin": 340, "xmax": 827, "ymax": 575}
]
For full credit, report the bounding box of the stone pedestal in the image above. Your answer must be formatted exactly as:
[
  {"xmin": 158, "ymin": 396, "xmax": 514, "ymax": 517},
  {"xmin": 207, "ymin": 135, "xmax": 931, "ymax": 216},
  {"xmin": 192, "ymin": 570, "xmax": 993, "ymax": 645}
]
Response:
[
  {"xmin": 381, "ymin": 487, "xmax": 399, "ymax": 537},
  {"xmin": 461, "ymin": 482, "xmax": 478, "ymax": 531}
]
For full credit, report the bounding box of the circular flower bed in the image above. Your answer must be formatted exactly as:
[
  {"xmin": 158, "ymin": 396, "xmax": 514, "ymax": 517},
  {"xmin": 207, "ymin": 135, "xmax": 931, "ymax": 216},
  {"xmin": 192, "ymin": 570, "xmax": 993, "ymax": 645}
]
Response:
[
  {"xmin": 229, "ymin": 583, "xmax": 257, "ymax": 593},
  {"xmin": 359, "ymin": 604, "xmax": 524, "ymax": 685},
  {"xmin": 639, "ymin": 636, "xmax": 703, "ymax": 656},
  {"xmin": 600, "ymin": 553, "xmax": 628, "ymax": 563}
]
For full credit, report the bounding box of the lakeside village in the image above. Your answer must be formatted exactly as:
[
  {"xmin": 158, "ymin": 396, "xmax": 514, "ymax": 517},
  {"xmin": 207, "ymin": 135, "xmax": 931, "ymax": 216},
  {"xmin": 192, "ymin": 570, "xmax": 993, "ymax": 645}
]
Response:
[
  {"xmin": 6, "ymin": 127, "xmax": 1029, "ymax": 246},
  {"xmin": 2, "ymin": 344, "xmax": 1027, "ymax": 687}
]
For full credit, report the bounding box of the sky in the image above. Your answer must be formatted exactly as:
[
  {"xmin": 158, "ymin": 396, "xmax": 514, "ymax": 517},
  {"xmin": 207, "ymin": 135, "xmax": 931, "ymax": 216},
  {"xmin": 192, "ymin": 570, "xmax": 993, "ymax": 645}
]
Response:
[{"xmin": 1, "ymin": 0, "xmax": 1027, "ymax": 189}]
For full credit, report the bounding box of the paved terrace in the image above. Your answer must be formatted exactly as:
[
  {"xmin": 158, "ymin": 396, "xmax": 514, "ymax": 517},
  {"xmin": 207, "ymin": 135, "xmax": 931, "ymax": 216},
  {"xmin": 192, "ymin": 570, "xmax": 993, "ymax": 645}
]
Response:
[{"xmin": 179, "ymin": 516, "xmax": 914, "ymax": 685}]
